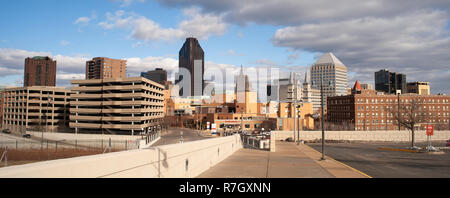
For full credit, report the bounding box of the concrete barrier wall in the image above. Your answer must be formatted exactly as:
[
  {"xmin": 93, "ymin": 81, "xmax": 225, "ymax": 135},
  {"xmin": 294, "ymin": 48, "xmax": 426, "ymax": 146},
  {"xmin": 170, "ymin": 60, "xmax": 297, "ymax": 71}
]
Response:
[
  {"xmin": 273, "ymin": 130, "xmax": 450, "ymax": 142},
  {"xmin": 26, "ymin": 131, "xmax": 142, "ymax": 141},
  {"xmin": 0, "ymin": 135, "xmax": 243, "ymax": 178}
]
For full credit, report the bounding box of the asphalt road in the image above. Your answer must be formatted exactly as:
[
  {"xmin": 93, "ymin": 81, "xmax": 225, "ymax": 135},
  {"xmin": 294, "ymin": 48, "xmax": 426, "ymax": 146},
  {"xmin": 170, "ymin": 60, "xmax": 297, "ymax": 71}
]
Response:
[
  {"xmin": 151, "ymin": 127, "xmax": 212, "ymax": 147},
  {"xmin": 308, "ymin": 141, "xmax": 450, "ymax": 178}
]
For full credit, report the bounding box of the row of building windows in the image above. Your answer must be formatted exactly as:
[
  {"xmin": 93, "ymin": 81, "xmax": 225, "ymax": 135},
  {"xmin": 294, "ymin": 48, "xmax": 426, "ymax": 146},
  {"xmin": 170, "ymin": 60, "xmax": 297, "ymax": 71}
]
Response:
[
  {"xmin": 356, "ymin": 119, "xmax": 449, "ymax": 125},
  {"xmin": 357, "ymin": 112, "xmax": 450, "ymax": 117},
  {"xmin": 356, "ymin": 98, "xmax": 450, "ymax": 104}
]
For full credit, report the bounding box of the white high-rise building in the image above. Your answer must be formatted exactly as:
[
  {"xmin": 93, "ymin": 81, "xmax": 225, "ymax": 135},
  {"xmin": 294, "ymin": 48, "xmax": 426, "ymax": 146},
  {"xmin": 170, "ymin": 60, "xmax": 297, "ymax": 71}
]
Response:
[{"xmin": 310, "ymin": 52, "xmax": 348, "ymax": 97}]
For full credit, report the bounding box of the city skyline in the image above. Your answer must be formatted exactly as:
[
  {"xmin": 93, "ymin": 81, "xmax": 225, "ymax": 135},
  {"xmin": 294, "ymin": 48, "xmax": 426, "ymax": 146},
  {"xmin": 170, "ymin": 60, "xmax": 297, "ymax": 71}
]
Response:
[{"xmin": 0, "ymin": 0, "xmax": 449, "ymax": 94}]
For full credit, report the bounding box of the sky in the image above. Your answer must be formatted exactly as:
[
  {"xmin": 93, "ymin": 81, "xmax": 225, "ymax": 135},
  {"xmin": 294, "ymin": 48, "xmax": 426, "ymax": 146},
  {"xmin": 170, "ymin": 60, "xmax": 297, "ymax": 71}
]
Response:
[{"xmin": 0, "ymin": 0, "xmax": 449, "ymax": 94}]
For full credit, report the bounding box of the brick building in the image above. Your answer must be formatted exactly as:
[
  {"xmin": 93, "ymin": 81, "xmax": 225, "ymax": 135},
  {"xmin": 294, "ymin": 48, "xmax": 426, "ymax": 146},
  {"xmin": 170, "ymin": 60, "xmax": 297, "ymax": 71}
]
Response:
[
  {"xmin": 327, "ymin": 81, "xmax": 450, "ymax": 131},
  {"xmin": 86, "ymin": 57, "xmax": 127, "ymax": 80},
  {"xmin": 24, "ymin": 56, "xmax": 57, "ymax": 87}
]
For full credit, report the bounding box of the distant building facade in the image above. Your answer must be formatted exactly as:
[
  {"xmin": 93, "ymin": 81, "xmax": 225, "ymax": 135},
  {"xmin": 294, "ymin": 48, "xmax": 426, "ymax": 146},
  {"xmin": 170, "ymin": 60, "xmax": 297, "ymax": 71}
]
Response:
[
  {"xmin": 407, "ymin": 81, "xmax": 430, "ymax": 96},
  {"xmin": 302, "ymin": 70, "xmax": 321, "ymax": 112},
  {"xmin": 70, "ymin": 77, "xmax": 164, "ymax": 135},
  {"xmin": 279, "ymin": 72, "xmax": 302, "ymax": 102},
  {"xmin": 24, "ymin": 56, "xmax": 57, "ymax": 87},
  {"xmin": 141, "ymin": 68, "xmax": 168, "ymax": 85},
  {"xmin": 360, "ymin": 83, "xmax": 373, "ymax": 90},
  {"xmin": 375, "ymin": 69, "xmax": 406, "ymax": 94},
  {"xmin": 327, "ymin": 81, "xmax": 450, "ymax": 131},
  {"xmin": 86, "ymin": 57, "xmax": 127, "ymax": 80},
  {"xmin": 2, "ymin": 86, "xmax": 71, "ymax": 132}
]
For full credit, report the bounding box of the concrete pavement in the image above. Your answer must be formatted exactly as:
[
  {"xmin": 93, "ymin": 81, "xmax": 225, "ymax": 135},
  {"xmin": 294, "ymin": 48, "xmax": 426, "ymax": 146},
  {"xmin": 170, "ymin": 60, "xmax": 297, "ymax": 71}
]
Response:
[
  {"xmin": 197, "ymin": 141, "xmax": 370, "ymax": 178},
  {"xmin": 151, "ymin": 127, "xmax": 212, "ymax": 147}
]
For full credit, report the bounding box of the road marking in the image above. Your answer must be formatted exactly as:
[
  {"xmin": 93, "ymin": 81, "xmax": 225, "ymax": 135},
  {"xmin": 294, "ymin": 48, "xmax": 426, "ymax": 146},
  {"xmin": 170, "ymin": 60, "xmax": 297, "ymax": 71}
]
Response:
[
  {"xmin": 304, "ymin": 144, "xmax": 372, "ymax": 178},
  {"xmin": 378, "ymin": 147, "xmax": 420, "ymax": 153}
]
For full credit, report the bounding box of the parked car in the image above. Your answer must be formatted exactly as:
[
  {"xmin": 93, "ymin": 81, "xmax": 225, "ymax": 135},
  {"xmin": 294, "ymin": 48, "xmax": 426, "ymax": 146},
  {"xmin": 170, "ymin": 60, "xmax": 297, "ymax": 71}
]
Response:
[
  {"xmin": 23, "ymin": 134, "xmax": 31, "ymax": 138},
  {"xmin": 446, "ymin": 139, "xmax": 450, "ymax": 147},
  {"xmin": 2, "ymin": 129, "xmax": 11, "ymax": 134}
]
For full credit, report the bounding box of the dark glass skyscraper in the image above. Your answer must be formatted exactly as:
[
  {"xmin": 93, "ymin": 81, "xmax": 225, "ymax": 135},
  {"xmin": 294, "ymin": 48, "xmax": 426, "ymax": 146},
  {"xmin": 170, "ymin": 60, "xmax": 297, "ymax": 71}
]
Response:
[
  {"xmin": 177, "ymin": 37, "xmax": 204, "ymax": 97},
  {"xmin": 141, "ymin": 68, "xmax": 168, "ymax": 85},
  {"xmin": 375, "ymin": 69, "xmax": 406, "ymax": 94}
]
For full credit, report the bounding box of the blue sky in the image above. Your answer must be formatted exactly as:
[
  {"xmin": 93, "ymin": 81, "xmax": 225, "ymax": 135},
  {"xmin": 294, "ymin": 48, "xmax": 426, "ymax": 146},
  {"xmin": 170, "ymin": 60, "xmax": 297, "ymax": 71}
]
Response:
[
  {"xmin": 0, "ymin": 0, "xmax": 449, "ymax": 94},
  {"xmin": 0, "ymin": 0, "xmax": 313, "ymax": 63}
]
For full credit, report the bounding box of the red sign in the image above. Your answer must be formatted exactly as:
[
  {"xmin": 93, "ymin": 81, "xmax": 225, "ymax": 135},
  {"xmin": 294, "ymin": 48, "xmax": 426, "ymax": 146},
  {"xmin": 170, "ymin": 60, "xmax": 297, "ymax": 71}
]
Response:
[{"xmin": 426, "ymin": 125, "xmax": 434, "ymax": 136}]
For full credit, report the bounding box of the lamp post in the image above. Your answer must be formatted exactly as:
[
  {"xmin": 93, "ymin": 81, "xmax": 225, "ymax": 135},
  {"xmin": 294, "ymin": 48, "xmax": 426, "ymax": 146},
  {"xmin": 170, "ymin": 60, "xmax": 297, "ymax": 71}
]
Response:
[
  {"xmin": 397, "ymin": 90, "xmax": 401, "ymax": 131},
  {"xmin": 312, "ymin": 71, "xmax": 331, "ymax": 161},
  {"xmin": 293, "ymin": 74, "xmax": 297, "ymax": 143},
  {"xmin": 320, "ymin": 73, "xmax": 325, "ymax": 160}
]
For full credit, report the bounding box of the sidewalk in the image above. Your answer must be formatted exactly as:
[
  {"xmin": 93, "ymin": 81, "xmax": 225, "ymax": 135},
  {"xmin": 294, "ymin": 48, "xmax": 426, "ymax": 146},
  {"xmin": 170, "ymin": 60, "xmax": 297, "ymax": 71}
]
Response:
[{"xmin": 197, "ymin": 141, "xmax": 370, "ymax": 178}]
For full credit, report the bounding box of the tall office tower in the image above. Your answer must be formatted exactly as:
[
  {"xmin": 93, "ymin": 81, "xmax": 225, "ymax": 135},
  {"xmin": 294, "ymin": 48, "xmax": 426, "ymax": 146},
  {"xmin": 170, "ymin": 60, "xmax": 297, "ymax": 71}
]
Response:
[
  {"xmin": 310, "ymin": 52, "xmax": 348, "ymax": 97},
  {"xmin": 178, "ymin": 37, "xmax": 204, "ymax": 97},
  {"xmin": 234, "ymin": 66, "xmax": 257, "ymax": 114},
  {"xmin": 235, "ymin": 65, "xmax": 251, "ymax": 94},
  {"xmin": 86, "ymin": 57, "xmax": 127, "ymax": 80},
  {"xmin": 141, "ymin": 68, "xmax": 168, "ymax": 85},
  {"xmin": 374, "ymin": 69, "xmax": 406, "ymax": 94},
  {"xmin": 24, "ymin": 56, "xmax": 57, "ymax": 87}
]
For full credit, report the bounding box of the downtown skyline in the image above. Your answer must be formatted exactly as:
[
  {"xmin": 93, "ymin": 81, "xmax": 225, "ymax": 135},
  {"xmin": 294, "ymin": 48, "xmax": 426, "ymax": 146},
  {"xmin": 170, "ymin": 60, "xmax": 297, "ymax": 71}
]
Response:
[{"xmin": 0, "ymin": 0, "xmax": 449, "ymax": 94}]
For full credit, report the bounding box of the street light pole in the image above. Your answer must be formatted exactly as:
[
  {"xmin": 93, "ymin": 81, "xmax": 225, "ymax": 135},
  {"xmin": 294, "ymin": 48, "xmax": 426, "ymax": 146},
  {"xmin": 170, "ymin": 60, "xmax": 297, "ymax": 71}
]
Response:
[
  {"xmin": 294, "ymin": 73, "xmax": 297, "ymax": 143},
  {"xmin": 397, "ymin": 91, "xmax": 401, "ymax": 131},
  {"xmin": 320, "ymin": 71, "xmax": 325, "ymax": 161},
  {"xmin": 297, "ymin": 104, "xmax": 300, "ymax": 145}
]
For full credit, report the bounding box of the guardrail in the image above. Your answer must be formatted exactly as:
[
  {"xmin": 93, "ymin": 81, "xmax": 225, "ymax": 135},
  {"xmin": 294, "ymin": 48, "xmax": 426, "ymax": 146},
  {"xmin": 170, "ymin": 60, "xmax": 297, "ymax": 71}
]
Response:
[{"xmin": 241, "ymin": 135, "xmax": 270, "ymax": 151}]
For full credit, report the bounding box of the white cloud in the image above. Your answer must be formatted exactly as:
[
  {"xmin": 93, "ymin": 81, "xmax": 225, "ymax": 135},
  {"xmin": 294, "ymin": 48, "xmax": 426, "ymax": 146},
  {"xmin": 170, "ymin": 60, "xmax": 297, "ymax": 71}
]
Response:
[
  {"xmin": 98, "ymin": 7, "xmax": 228, "ymax": 41},
  {"xmin": 74, "ymin": 11, "xmax": 98, "ymax": 26},
  {"xmin": 125, "ymin": 56, "xmax": 179, "ymax": 79},
  {"xmin": 227, "ymin": 50, "xmax": 236, "ymax": 56},
  {"xmin": 113, "ymin": 0, "xmax": 146, "ymax": 7},
  {"xmin": 157, "ymin": 0, "xmax": 450, "ymax": 26},
  {"xmin": 223, "ymin": 49, "xmax": 245, "ymax": 56},
  {"xmin": 131, "ymin": 17, "xmax": 185, "ymax": 41},
  {"xmin": 60, "ymin": 40, "xmax": 71, "ymax": 46},
  {"xmin": 74, "ymin": 17, "xmax": 91, "ymax": 25},
  {"xmin": 178, "ymin": 7, "xmax": 228, "ymax": 39}
]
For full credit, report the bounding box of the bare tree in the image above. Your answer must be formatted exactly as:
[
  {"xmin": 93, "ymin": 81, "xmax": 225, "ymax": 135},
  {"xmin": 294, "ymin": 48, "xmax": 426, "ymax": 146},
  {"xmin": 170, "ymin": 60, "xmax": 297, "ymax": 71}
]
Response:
[{"xmin": 389, "ymin": 98, "xmax": 429, "ymax": 148}]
